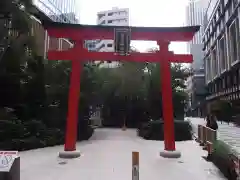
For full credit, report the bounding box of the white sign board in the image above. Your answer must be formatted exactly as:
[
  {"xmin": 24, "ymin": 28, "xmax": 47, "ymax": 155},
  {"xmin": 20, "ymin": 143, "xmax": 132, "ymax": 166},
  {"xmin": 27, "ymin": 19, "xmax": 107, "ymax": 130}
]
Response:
[{"xmin": 0, "ymin": 151, "xmax": 18, "ymax": 172}]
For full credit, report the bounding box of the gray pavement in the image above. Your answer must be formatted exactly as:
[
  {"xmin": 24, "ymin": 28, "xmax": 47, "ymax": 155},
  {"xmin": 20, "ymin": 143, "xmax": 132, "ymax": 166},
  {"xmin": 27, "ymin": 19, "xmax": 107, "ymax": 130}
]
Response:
[
  {"xmin": 20, "ymin": 128, "xmax": 225, "ymax": 180},
  {"xmin": 187, "ymin": 117, "xmax": 240, "ymax": 155}
]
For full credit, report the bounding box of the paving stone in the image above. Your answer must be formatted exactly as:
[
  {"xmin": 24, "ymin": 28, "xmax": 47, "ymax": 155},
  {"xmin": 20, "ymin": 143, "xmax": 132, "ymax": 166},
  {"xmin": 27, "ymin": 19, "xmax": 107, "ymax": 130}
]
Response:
[{"xmin": 19, "ymin": 129, "xmax": 225, "ymax": 180}]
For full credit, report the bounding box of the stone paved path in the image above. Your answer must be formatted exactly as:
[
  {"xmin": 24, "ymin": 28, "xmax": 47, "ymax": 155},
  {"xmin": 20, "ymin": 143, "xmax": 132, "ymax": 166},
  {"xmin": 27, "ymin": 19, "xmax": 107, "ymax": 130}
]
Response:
[
  {"xmin": 20, "ymin": 128, "xmax": 225, "ymax": 180},
  {"xmin": 187, "ymin": 117, "xmax": 240, "ymax": 156}
]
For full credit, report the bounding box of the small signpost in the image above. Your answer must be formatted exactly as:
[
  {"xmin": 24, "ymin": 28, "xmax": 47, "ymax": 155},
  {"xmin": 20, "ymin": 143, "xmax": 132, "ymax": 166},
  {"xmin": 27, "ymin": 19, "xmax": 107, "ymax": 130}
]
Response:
[
  {"xmin": 132, "ymin": 151, "xmax": 139, "ymax": 180},
  {"xmin": 0, "ymin": 151, "xmax": 20, "ymax": 180},
  {"xmin": 114, "ymin": 28, "xmax": 131, "ymax": 55}
]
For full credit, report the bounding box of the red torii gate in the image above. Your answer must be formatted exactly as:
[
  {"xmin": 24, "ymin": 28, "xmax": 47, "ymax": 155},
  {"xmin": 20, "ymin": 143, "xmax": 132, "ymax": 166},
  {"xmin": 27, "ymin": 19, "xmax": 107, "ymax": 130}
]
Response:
[{"xmin": 43, "ymin": 20, "xmax": 199, "ymax": 159}]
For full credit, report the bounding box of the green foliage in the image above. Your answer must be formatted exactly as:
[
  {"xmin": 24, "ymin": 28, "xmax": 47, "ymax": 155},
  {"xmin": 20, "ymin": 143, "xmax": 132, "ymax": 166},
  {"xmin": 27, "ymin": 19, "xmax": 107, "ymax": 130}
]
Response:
[
  {"xmin": 0, "ymin": 0, "xmax": 188, "ymax": 151},
  {"xmin": 0, "ymin": 120, "xmax": 27, "ymax": 141},
  {"xmin": 0, "ymin": 119, "xmax": 64, "ymax": 150},
  {"xmin": 211, "ymin": 100, "xmax": 233, "ymax": 123},
  {"xmin": 211, "ymin": 140, "xmax": 238, "ymax": 179},
  {"xmin": 77, "ymin": 119, "xmax": 94, "ymax": 141},
  {"xmin": 213, "ymin": 140, "xmax": 232, "ymax": 158},
  {"xmin": 138, "ymin": 120, "xmax": 192, "ymax": 141},
  {"xmin": 94, "ymin": 62, "xmax": 189, "ymax": 127}
]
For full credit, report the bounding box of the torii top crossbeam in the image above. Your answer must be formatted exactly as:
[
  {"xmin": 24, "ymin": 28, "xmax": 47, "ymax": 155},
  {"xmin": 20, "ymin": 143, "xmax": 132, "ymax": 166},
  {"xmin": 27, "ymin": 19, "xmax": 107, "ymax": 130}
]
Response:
[
  {"xmin": 42, "ymin": 20, "xmax": 200, "ymax": 63},
  {"xmin": 43, "ymin": 20, "xmax": 199, "ymax": 42}
]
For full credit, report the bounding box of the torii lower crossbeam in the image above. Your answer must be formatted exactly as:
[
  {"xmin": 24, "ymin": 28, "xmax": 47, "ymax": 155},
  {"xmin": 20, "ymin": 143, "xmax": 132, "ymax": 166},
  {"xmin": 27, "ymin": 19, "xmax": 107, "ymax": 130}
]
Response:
[{"xmin": 48, "ymin": 50, "xmax": 193, "ymax": 63}]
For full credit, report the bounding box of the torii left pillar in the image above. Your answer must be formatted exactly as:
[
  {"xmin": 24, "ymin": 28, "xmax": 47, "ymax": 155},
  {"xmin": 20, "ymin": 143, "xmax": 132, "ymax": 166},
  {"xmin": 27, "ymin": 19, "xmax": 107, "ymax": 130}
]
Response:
[
  {"xmin": 53, "ymin": 43, "xmax": 83, "ymax": 159},
  {"xmin": 158, "ymin": 41, "xmax": 180, "ymax": 158}
]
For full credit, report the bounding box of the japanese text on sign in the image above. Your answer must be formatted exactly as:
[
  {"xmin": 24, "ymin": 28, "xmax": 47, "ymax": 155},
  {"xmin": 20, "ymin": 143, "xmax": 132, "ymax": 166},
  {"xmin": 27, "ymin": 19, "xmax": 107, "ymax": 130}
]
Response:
[
  {"xmin": 114, "ymin": 28, "xmax": 131, "ymax": 55},
  {"xmin": 0, "ymin": 151, "xmax": 18, "ymax": 171}
]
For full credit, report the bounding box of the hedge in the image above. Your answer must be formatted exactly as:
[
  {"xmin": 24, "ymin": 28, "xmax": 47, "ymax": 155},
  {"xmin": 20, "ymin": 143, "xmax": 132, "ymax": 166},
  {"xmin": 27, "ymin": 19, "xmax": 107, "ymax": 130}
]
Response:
[
  {"xmin": 0, "ymin": 118, "xmax": 94, "ymax": 151},
  {"xmin": 209, "ymin": 140, "xmax": 238, "ymax": 180},
  {"xmin": 137, "ymin": 120, "xmax": 192, "ymax": 141},
  {"xmin": 77, "ymin": 119, "xmax": 94, "ymax": 141}
]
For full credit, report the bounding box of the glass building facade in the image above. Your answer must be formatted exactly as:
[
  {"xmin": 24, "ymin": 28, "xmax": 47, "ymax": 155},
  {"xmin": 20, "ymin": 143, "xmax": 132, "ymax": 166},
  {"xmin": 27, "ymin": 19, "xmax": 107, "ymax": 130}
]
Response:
[{"xmin": 34, "ymin": 0, "xmax": 78, "ymax": 23}]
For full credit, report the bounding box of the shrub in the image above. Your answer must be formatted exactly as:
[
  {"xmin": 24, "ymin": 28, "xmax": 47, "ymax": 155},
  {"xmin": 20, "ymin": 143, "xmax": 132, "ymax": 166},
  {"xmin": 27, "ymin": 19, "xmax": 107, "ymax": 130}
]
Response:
[
  {"xmin": 0, "ymin": 120, "xmax": 27, "ymax": 141},
  {"xmin": 210, "ymin": 140, "xmax": 238, "ymax": 180},
  {"xmin": 77, "ymin": 119, "xmax": 94, "ymax": 141},
  {"xmin": 15, "ymin": 137, "xmax": 46, "ymax": 151},
  {"xmin": 0, "ymin": 119, "xmax": 65, "ymax": 151},
  {"xmin": 0, "ymin": 116, "xmax": 93, "ymax": 151},
  {"xmin": 43, "ymin": 128, "xmax": 64, "ymax": 146},
  {"xmin": 0, "ymin": 137, "xmax": 46, "ymax": 151},
  {"xmin": 138, "ymin": 120, "xmax": 192, "ymax": 141}
]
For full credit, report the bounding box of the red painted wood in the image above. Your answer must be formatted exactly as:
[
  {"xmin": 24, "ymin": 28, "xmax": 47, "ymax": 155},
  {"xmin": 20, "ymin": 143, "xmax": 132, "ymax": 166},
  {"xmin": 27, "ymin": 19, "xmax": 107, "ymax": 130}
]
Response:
[
  {"xmin": 158, "ymin": 42, "xmax": 176, "ymax": 151},
  {"xmin": 48, "ymin": 50, "xmax": 193, "ymax": 63},
  {"xmin": 64, "ymin": 59, "xmax": 82, "ymax": 151},
  {"xmin": 47, "ymin": 28, "xmax": 195, "ymax": 42},
  {"xmin": 45, "ymin": 25, "xmax": 197, "ymax": 153}
]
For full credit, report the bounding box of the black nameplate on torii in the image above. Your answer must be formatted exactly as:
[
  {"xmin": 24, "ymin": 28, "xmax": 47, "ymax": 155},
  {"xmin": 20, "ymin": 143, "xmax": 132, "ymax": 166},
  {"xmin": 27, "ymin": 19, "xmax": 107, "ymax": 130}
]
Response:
[{"xmin": 114, "ymin": 28, "xmax": 131, "ymax": 55}]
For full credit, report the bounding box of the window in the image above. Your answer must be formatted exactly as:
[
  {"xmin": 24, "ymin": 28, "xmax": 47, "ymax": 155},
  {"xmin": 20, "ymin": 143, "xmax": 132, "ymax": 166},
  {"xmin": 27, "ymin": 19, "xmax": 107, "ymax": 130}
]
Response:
[
  {"xmin": 223, "ymin": 77, "xmax": 226, "ymax": 89},
  {"xmin": 219, "ymin": 36, "xmax": 227, "ymax": 71},
  {"xmin": 233, "ymin": 0, "xmax": 238, "ymax": 8},
  {"xmin": 98, "ymin": 13, "xmax": 105, "ymax": 19},
  {"xmin": 206, "ymin": 56, "xmax": 211, "ymax": 82},
  {"xmin": 107, "ymin": 44, "xmax": 112, "ymax": 47},
  {"xmin": 99, "ymin": 20, "xmax": 106, "ymax": 25},
  {"xmin": 212, "ymin": 48, "xmax": 218, "ymax": 77},
  {"xmin": 108, "ymin": 12, "xmax": 113, "ymax": 16},
  {"xmin": 88, "ymin": 44, "xmax": 95, "ymax": 48},
  {"xmin": 107, "ymin": 20, "xmax": 113, "ymax": 23},
  {"xmin": 119, "ymin": 11, "xmax": 126, "ymax": 15},
  {"xmin": 229, "ymin": 20, "xmax": 238, "ymax": 64},
  {"xmin": 228, "ymin": 4, "xmax": 233, "ymax": 16}
]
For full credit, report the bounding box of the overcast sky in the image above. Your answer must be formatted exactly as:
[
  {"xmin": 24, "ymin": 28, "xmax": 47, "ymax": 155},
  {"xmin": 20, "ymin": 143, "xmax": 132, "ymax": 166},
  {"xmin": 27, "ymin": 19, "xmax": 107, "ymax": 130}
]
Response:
[{"xmin": 76, "ymin": 0, "xmax": 190, "ymax": 53}]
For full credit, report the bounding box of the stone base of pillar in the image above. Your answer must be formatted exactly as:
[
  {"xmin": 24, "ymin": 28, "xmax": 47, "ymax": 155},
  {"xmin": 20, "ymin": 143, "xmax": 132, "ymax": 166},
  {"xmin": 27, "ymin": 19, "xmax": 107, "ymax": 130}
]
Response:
[
  {"xmin": 122, "ymin": 126, "xmax": 127, "ymax": 131},
  {"xmin": 59, "ymin": 150, "xmax": 81, "ymax": 159},
  {"xmin": 160, "ymin": 150, "xmax": 181, "ymax": 158}
]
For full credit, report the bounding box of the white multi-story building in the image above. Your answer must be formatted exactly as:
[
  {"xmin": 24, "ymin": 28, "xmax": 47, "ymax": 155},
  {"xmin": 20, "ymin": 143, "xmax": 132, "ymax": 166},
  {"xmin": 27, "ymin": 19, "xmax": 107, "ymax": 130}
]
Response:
[
  {"xmin": 97, "ymin": 7, "xmax": 129, "ymax": 26},
  {"xmin": 96, "ymin": 7, "xmax": 129, "ymax": 52}
]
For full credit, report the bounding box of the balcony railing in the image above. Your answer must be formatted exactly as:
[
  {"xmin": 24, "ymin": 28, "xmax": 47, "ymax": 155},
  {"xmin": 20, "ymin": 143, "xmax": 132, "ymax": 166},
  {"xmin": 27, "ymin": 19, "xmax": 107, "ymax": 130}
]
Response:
[{"xmin": 206, "ymin": 85, "xmax": 240, "ymax": 101}]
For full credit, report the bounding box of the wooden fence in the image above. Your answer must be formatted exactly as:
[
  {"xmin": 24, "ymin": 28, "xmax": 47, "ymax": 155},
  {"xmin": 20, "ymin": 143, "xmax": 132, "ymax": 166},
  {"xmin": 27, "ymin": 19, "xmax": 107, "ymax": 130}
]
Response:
[{"xmin": 197, "ymin": 124, "xmax": 240, "ymax": 177}]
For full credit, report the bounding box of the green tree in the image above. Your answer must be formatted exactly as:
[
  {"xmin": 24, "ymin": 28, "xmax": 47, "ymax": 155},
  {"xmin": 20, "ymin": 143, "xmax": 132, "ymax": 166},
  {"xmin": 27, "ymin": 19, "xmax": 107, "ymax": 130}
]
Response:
[
  {"xmin": 91, "ymin": 58, "xmax": 189, "ymax": 127},
  {"xmin": 0, "ymin": 0, "xmax": 36, "ymax": 115}
]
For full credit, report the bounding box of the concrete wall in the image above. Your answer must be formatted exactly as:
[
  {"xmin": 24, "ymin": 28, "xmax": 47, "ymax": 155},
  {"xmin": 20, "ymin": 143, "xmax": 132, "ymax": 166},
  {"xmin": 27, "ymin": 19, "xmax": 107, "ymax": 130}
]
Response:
[{"xmin": 192, "ymin": 75, "xmax": 206, "ymax": 95}]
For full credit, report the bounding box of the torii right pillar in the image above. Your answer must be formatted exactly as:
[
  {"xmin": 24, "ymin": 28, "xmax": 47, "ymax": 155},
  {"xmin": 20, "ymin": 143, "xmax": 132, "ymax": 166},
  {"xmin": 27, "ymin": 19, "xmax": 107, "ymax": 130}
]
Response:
[{"xmin": 158, "ymin": 41, "xmax": 184, "ymax": 158}]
